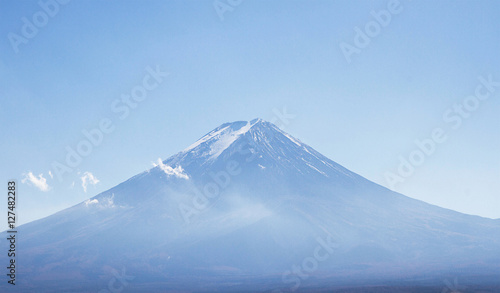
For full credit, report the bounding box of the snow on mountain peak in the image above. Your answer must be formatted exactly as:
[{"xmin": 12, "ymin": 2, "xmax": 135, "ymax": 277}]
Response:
[
  {"xmin": 165, "ymin": 119, "xmax": 361, "ymax": 182},
  {"xmin": 183, "ymin": 119, "xmax": 262, "ymax": 159}
]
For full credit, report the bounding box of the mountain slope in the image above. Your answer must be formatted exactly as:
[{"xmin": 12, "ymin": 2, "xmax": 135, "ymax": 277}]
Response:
[{"xmin": 2, "ymin": 119, "xmax": 499, "ymax": 292}]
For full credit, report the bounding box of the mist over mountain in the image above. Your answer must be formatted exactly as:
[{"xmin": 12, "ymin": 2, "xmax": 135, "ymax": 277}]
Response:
[{"xmin": 2, "ymin": 119, "xmax": 499, "ymax": 292}]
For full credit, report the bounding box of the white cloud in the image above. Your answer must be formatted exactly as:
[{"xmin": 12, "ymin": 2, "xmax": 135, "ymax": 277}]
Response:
[
  {"xmin": 153, "ymin": 158, "xmax": 189, "ymax": 179},
  {"xmin": 84, "ymin": 194, "xmax": 116, "ymax": 208},
  {"xmin": 81, "ymin": 171, "xmax": 99, "ymax": 192},
  {"xmin": 84, "ymin": 199, "xmax": 99, "ymax": 206},
  {"xmin": 21, "ymin": 172, "xmax": 50, "ymax": 192},
  {"xmin": 101, "ymin": 194, "xmax": 115, "ymax": 207},
  {"xmin": 48, "ymin": 171, "xmax": 53, "ymax": 179}
]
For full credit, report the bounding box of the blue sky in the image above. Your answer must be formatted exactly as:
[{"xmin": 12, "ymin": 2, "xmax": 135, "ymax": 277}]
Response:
[{"xmin": 0, "ymin": 0, "xmax": 499, "ymax": 227}]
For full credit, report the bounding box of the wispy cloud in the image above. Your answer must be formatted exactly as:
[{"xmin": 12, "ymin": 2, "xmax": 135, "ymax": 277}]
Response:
[
  {"xmin": 81, "ymin": 171, "xmax": 99, "ymax": 192},
  {"xmin": 84, "ymin": 199, "xmax": 99, "ymax": 206},
  {"xmin": 84, "ymin": 194, "xmax": 115, "ymax": 208},
  {"xmin": 48, "ymin": 171, "xmax": 53, "ymax": 179},
  {"xmin": 21, "ymin": 172, "xmax": 50, "ymax": 192},
  {"xmin": 153, "ymin": 158, "xmax": 189, "ymax": 179}
]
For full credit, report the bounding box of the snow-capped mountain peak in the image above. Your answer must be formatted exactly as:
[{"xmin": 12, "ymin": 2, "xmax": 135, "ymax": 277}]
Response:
[
  {"xmin": 183, "ymin": 119, "xmax": 262, "ymax": 159},
  {"xmin": 164, "ymin": 119, "xmax": 359, "ymax": 184}
]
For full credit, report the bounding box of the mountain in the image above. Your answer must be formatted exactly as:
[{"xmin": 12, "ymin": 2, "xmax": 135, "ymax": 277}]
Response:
[{"xmin": 2, "ymin": 118, "xmax": 500, "ymax": 292}]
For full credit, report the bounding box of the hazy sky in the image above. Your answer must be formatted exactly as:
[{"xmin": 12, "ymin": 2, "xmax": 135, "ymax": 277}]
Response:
[{"xmin": 1, "ymin": 0, "xmax": 499, "ymax": 228}]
